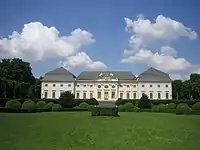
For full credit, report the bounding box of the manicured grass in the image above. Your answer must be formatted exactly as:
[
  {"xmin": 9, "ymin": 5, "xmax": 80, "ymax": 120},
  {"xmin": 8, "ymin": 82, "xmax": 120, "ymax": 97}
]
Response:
[{"xmin": 0, "ymin": 112, "xmax": 200, "ymax": 150}]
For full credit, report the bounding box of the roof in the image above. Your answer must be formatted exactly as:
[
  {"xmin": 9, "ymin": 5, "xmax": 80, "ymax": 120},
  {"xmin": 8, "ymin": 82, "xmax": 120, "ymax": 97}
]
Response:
[
  {"xmin": 138, "ymin": 67, "xmax": 171, "ymax": 82},
  {"xmin": 42, "ymin": 67, "xmax": 76, "ymax": 82},
  {"xmin": 77, "ymin": 71, "xmax": 136, "ymax": 80}
]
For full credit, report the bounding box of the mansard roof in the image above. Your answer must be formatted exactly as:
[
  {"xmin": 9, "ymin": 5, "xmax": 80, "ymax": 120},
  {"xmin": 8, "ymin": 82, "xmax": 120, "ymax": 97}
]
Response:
[
  {"xmin": 42, "ymin": 67, "xmax": 76, "ymax": 82},
  {"xmin": 138, "ymin": 67, "xmax": 171, "ymax": 82},
  {"xmin": 77, "ymin": 71, "xmax": 136, "ymax": 80}
]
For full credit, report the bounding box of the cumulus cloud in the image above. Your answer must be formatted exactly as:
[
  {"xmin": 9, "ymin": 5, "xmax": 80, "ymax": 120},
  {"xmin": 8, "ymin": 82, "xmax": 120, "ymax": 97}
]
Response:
[
  {"xmin": 59, "ymin": 52, "xmax": 107, "ymax": 71},
  {"xmin": 0, "ymin": 22, "xmax": 107, "ymax": 71},
  {"xmin": 122, "ymin": 14, "xmax": 199, "ymax": 75}
]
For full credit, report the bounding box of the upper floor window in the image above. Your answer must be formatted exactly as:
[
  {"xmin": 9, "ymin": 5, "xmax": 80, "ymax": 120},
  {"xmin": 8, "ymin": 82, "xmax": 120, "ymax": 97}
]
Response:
[
  {"xmin": 68, "ymin": 84, "xmax": 71, "ymax": 87},
  {"xmin": 158, "ymin": 85, "xmax": 160, "ymax": 88},
  {"xmin": 165, "ymin": 85, "xmax": 168, "ymax": 87},
  {"xmin": 83, "ymin": 85, "xmax": 86, "ymax": 87},
  {"xmin": 76, "ymin": 84, "xmax": 79, "ymax": 87},
  {"xmin": 98, "ymin": 85, "xmax": 101, "ymax": 88},
  {"xmin": 133, "ymin": 85, "xmax": 136, "ymax": 88},
  {"xmin": 150, "ymin": 85, "xmax": 152, "ymax": 87},
  {"xmin": 45, "ymin": 84, "xmax": 48, "ymax": 87},
  {"xmin": 104, "ymin": 85, "xmax": 108, "ymax": 88},
  {"xmin": 60, "ymin": 84, "xmax": 63, "ymax": 87},
  {"xmin": 53, "ymin": 84, "xmax": 56, "ymax": 87},
  {"xmin": 120, "ymin": 85, "xmax": 123, "ymax": 87},
  {"xmin": 142, "ymin": 85, "xmax": 145, "ymax": 87},
  {"xmin": 90, "ymin": 85, "xmax": 93, "ymax": 87},
  {"xmin": 126, "ymin": 85, "xmax": 130, "ymax": 88},
  {"xmin": 112, "ymin": 85, "xmax": 115, "ymax": 88}
]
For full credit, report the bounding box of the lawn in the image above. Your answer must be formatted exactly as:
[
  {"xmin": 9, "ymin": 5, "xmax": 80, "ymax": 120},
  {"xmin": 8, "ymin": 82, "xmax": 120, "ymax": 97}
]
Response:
[{"xmin": 0, "ymin": 112, "xmax": 200, "ymax": 150}]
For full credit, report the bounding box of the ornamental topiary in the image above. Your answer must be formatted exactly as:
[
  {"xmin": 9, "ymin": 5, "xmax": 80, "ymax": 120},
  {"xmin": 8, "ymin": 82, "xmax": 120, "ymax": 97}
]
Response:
[
  {"xmin": 192, "ymin": 102, "xmax": 200, "ymax": 111},
  {"xmin": 52, "ymin": 104, "xmax": 62, "ymax": 112},
  {"xmin": 78, "ymin": 102, "xmax": 89, "ymax": 109},
  {"xmin": 44, "ymin": 102, "xmax": 54, "ymax": 109},
  {"xmin": 36, "ymin": 101, "xmax": 46, "ymax": 109},
  {"xmin": 21, "ymin": 100, "xmax": 36, "ymax": 112},
  {"xmin": 5, "ymin": 100, "xmax": 21, "ymax": 109},
  {"xmin": 176, "ymin": 103, "xmax": 190, "ymax": 114},
  {"xmin": 158, "ymin": 103, "xmax": 166, "ymax": 112},
  {"xmin": 167, "ymin": 103, "xmax": 176, "ymax": 109}
]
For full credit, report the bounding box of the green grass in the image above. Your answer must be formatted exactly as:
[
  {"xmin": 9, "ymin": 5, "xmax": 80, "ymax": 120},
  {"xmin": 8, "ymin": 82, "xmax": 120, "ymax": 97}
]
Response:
[{"xmin": 0, "ymin": 112, "xmax": 200, "ymax": 150}]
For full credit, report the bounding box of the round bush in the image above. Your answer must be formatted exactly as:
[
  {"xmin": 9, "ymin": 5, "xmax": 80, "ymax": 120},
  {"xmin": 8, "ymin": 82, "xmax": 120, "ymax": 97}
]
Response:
[
  {"xmin": 36, "ymin": 101, "xmax": 46, "ymax": 109},
  {"xmin": 192, "ymin": 102, "xmax": 200, "ymax": 111},
  {"xmin": 158, "ymin": 103, "xmax": 166, "ymax": 112},
  {"xmin": 167, "ymin": 103, "xmax": 176, "ymax": 109},
  {"xmin": 88, "ymin": 105, "xmax": 94, "ymax": 111},
  {"xmin": 5, "ymin": 100, "xmax": 21, "ymax": 109},
  {"xmin": 118, "ymin": 105, "xmax": 126, "ymax": 112},
  {"xmin": 176, "ymin": 103, "xmax": 190, "ymax": 114},
  {"xmin": 52, "ymin": 104, "xmax": 62, "ymax": 112},
  {"xmin": 79, "ymin": 102, "xmax": 89, "ymax": 109},
  {"xmin": 21, "ymin": 100, "xmax": 36, "ymax": 112},
  {"xmin": 151, "ymin": 105, "xmax": 159, "ymax": 112},
  {"xmin": 44, "ymin": 102, "xmax": 54, "ymax": 109},
  {"xmin": 124, "ymin": 102, "xmax": 134, "ymax": 112},
  {"xmin": 134, "ymin": 106, "xmax": 140, "ymax": 112}
]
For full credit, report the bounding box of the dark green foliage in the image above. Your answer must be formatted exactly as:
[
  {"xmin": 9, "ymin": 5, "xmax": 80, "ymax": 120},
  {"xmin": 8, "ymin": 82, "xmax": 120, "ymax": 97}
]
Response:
[
  {"xmin": 192, "ymin": 102, "xmax": 200, "ymax": 110},
  {"xmin": 91, "ymin": 106, "xmax": 119, "ymax": 116},
  {"xmin": 75, "ymin": 98, "xmax": 99, "ymax": 106},
  {"xmin": 151, "ymin": 105, "xmax": 159, "ymax": 112},
  {"xmin": 115, "ymin": 98, "xmax": 136, "ymax": 106},
  {"xmin": 58, "ymin": 91, "xmax": 75, "ymax": 108},
  {"xmin": 157, "ymin": 103, "xmax": 166, "ymax": 112},
  {"xmin": 21, "ymin": 100, "xmax": 36, "ymax": 112},
  {"xmin": 36, "ymin": 101, "xmax": 46, "ymax": 109},
  {"xmin": 5, "ymin": 100, "xmax": 21, "ymax": 109},
  {"xmin": 167, "ymin": 103, "xmax": 176, "ymax": 109},
  {"xmin": 124, "ymin": 102, "xmax": 135, "ymax": 112},
  {"xmin": 52, "ymin": 104, "xmax": 62, "ymax": 112},
  {"xmin": 78, "ymin": 102, "xmax": 89, "ymax": 109},
  {"xmin": 88, "ymin": 105, "xmax": 94, "ymax": 111},
  {"xmin": 0, "ymin": 107, "xmax": 28, "ymax": 113},
  {"xmin": 61, "ymin": 108, "xmax": 88, "ymax": 111},
  {"xmin": 176, "ymin": 103, "xmax": 190, "ymax": 114},
  {"xmin": 44, "ymin": 102, "xmax": 54, "ymax": 109},
  {"xmin": 118, "ymin": 105, "xmax": 126, "ymax": 112},
  {"xmin": 139, "ymin": 94, "xmax": 151, "ymax": 109}
]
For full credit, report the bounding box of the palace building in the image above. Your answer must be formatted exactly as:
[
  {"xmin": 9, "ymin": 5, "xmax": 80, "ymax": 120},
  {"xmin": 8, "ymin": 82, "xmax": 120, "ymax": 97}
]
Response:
[{"xmin": 41, "ymin": 67, "xmax": 172, "ymax": 101}]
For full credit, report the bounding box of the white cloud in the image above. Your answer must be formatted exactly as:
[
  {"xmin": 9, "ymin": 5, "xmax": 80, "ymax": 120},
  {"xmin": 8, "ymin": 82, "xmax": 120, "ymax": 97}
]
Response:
[
  {"xmin": 0, "ymin": 22, "xmax": 107, "ymax": 71},
  {"xmin": 59, "ymin": 52, "xmax": 107, "ymax": 71},
  {"xmin": 161, "ymin": 46, "xmax": 177, "ymax": 57},
  {"xmin": 169, "ymin": 73, "xmax": 189, "ymax": 80},
  {"xmin": 122, "ymin": 14, "xmax": 199, "ymax": 75}
]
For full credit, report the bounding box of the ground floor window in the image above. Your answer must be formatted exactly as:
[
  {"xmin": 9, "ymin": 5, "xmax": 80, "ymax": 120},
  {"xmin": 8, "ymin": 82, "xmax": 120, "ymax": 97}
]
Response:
[
  {"xmin": 76, "ymin": 92, "xmax": 80, "ymax": 99},
  {"xmin": 90, "ymin": 92, "xmax": 93, "ymax": 98},
  {"xmin": 52, "ymin": 91, "xmax": 56, "ymax": 98},
  {"xmin": 44, "ymin": 90, "xmax": 48, "ymax": 98},
  {"xmin": 166, "ymin": 93, "xmax": 169, "ymax": 99},
  {"xmin": 158, "ymin": 92, "xmax": 161, "ymax": 99},
  {"xmin": 97, "ymin": 91, "xmax": 101, "ymax": 99},
  {"xmin": 150, "ymin": 93, "xmax": 153, "ymax": 99},
  {"xmin": 111, "ymin": 92, "xmax": 115, "ymax": 99},
  {"xmin": 83, "ymin": 92, "xmax": 86, "ymax": 99},
  {"xmin": 127, "ymin": 93, "xmax": 130, "ymax": 99},
  {"xmin": 120, "ymin": 93, "xmax": 123, "ymax": 99},
  {"xmin": 133, "ymin": 93, "xmax": 136, "ymax": 99}
]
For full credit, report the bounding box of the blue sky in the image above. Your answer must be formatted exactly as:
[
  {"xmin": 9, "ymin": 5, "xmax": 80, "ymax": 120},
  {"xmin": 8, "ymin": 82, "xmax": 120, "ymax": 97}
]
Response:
[{"xmin": 0, "ymin": 0, "xmax": 200, "ymax": 79}]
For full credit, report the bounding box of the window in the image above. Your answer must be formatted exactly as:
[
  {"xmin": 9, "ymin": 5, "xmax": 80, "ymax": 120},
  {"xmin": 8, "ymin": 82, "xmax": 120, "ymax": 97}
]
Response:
[
  {"xmin": 44, "ymin": 90, "xmax": 48, "ymax": 98},
  {"xmin": 104, "ymin": 85, "xmax": 108, "ymax": 88},
  {"xmin": 133, "ymin": 85, "xmax": 136, "ymax": 88},
  {"xmin": 112, "ymin": 85, "xmax": 115, "ymax": 88},
  {"xmin": 83, "ymin": 85, "xmax": 86, "ymax": 87},
  {"xmin": 120, "ymin": 93, "xmax": 123, "ymax": 99},
  {"xmin": 90, "ymin": 92, "xmax": 93, "ymax": 98},
  {"xmin": 142, "ymin": 85, "xmax": 145, "ymax": 87},
  {"xmin": 165, "ymin": 85, "xmax": 168, "ymax": 87},
  {"xmin": 68, "ymin": 84, "xmax": 71, "ymax": 87},
  {"xmin": 60, "ymin": 84, "xmax": 63, "ymax": 87},
  {"xmin": 83, "ymin": 92, "xmax": 86, "ymax": 99},
  {"xmin": 111, "ymin": 92, "xmax": 115, "ymax": 99},
  {"xmin": 150, "ymin": 85, "xmax": 152, "ymax": 87},
  {"xmin": 60, "ymin": 90, "xmax": 64, "ymax": 96},
  {"xmin": 120, "ymin": 85, "xmax": 123, "ymax": 87},
  {"xmin": 76, "ymin": 92, "xmax": 80, "ymax": 99},
  {"xmin": 133, "ymin": 93, "xmax": 136, "ymax": 99},
  {"xmin": 97, "ymin": 91, "xmax": 101, "ymax": 99},
  {"xmin": 98, "ymin": 85, "xmax": 101, "ymax": 88},
  {"xmin": 158, "ymin": 92, "xmax": 161, "ymax": 99},
  {"xmin": 45, "ymin": 84, "xmax": 48, "ymax": 87},
  {"xmin": 76, "ymin": 84, "xmax": 79, "ymax": 87},
  {"xmin": 53, "ymin": 84, "xmax": 56, "ymax": 87},
  {"xmin": 150, "ymin": 93, "xmax": 153, "ymax": 99},
  {"xmin": 90, "ymin": 85, "xmax": 93, "ymax": 87},
  {"xmin": 158, "ymin": 85, "xmax": 160, "ymax": 87},
  {"xmin": 166, "ymin": 93, "xmax": 169, "ymax": 99},
  {"xmin": 52, "ymin": 91, "xmax": 56, "ymax": 98},
  {"xmin": 127, "ymin": 93, "xmax": 130, "ymax": 99},
  {"xmin": 127, "ymin": 85, "xmax": 130, "ymax": 88}
]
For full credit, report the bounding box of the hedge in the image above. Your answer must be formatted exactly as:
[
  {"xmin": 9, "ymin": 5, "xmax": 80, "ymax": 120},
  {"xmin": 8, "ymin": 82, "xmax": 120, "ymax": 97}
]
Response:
[
  {"xmin": 44, "ymin": 102, "xmax": 54, "ymax": 109},
  {"xmin": 61, "ymin": 108, "xmax": 88, "ymax": 111},
  {"xmin": 5, "ymin": 100, "xmax": 21, "ymax": 109},
  {"xmin": 192, "ymin": 102, "xmax": 200, "ymax": 111},
  {"xmin": 91, "ymin": 106, "xmax": 119, "ymax": 116},
  {"xmin": 52, "ymin": 104, "xmax": 62, "ymax": 112},
  {"xmin": 176, "ymin": 103, "xmax": 190, "ymax": 115},
  {"xmin": 36, "ymin": 101, "xmax": 46, "ymax": 109},
  {"xmin": 0, "ymin": 107, "xmax": 51, "ymax": 113},
  {"xmin": 21, "ymin": 100, "xmax": 36, "ymax": 112}
]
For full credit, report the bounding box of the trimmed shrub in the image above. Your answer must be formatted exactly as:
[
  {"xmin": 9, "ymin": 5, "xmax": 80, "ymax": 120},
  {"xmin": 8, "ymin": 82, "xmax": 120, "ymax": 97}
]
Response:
[
  {"xmin": 139, "ymin": 94, "xmax": 151, "ymax": 109},
  {"xmin": 79, "ymin": 102, "xmax": 89, "ymax": 109},
  {"xmin": 167, "ymin": 103, "xmax": 176, "ymax": 109},
  {"xmin": 176, "ymin": 103, "xmax": 190, "ymax": 114},
  {"xmin": 88, "ymin": 105, "xmax": 94, "ymax": 111},
  {"xmin": 21, "ymin": 100, "xmax": 36, "ymax": 112},
  {"xmin": 5, "ymin": 100, "xmax": 21, "ymax": 109},
  {"xmin": 52, "ymin": 104, "xmax": 62, "ymax": 112},
  {"xmin": 192, "ymin": 102, "xmax": 200, "ymax": 111},
  {"xmin": 124, "ymin": 102, "xmax": 134, "ymax": 112},
  {"xmin": 58, "ymin": 91, "xmax": 75, "ymax": 108},
  {"xmin": 134, "ymin": 106, "xmax": 140, "ymax": 112},
  {"xmin": 151, "ymin": 105, "xmax": 159, "ymax": 112},
  {"xmin": 0, "ymin": 107, "xmax": 28, "ymax": 113},
  {"xmin": 87, "ymin": 98, "xmax": 98, "ymax": 105},
  {"xmin": 91, "ymin": 106, "xmax": 119, "ymax": 116},
  {"xmin": 158, "ymin": 103, "xmax": 166, "ymax": 112},
  {"xmin": 118, "ymin": 105, "xmax": 126, "ymax": 112},
  {"xmin": 115, "ymin": 98, "xmax": 135, "ymax": 106},
  {"xmin": 61, "ymin": 108, "xmax": 88, "ymax": 111},
  {"xmin": 44, "ymin": 102, "xmax": 54, "ymax": 109},
  {"xmin": 36, "ymin": 101, "xmax": 46, "ymax": 109}
]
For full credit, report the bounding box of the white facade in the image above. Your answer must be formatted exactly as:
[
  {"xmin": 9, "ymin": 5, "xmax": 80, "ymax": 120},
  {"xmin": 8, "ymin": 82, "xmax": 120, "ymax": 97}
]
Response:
[{"xmin": 41, "ymin": 80, "xmax": 172, "ymax": 100}]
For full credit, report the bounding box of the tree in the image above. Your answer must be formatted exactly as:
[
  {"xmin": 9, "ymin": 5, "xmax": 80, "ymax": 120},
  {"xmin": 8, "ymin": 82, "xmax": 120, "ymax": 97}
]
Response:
[
  {"xmin": 58, "ymin": 91, "xmax": 75, "ymax": 108},
  {"xmin": 139, "ymin": 94, "xmax": 151, "ymax": 109}
]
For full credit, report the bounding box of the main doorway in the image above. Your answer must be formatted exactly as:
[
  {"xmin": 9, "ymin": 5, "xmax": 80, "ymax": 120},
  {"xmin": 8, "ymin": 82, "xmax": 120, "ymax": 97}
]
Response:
[{"xmin": 104, "ymin": 92, "xmax": 109, "ymax": 100}]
